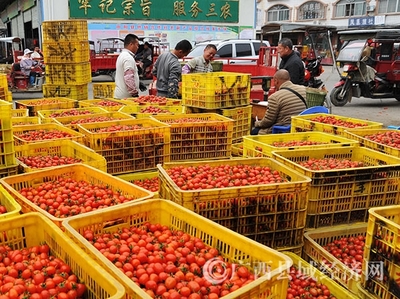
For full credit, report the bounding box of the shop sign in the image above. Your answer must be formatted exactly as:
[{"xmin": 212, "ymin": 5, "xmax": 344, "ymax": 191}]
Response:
[
  {"xmin": 348, "ymin": 15, "xmax": 385, "ymax": 27},
  {"xmin": 69, "ymin": 0, "xmax": 239, "ymax": 23}
]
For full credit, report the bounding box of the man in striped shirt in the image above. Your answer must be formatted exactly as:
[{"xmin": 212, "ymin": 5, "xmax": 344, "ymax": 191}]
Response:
[{"xmin": 182, "ymin": 44, "xmax": 217, "ymax": 74}]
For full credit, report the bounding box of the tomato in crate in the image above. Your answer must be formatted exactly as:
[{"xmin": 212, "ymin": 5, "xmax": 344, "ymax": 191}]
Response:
[
  {"xmin": 303, "ymin": 223, "xmax": 367, "ymax": 295},
  {"xmin": 77, "ymin": 118, "xmax": 170, "ymax": 175},
  {"xmin": 0, "ymin": 212, "xmax": 125, "ymax": 298},
  {"xmin": 158, "ymin": 157, "xmax": 311, "ymax": 251},
  {"xmin": 15, "ymin": 97, "xmax": 77, "ymax": 116},
  {"xmin": 291, "ymin": 113, "xmax": 383, "ymax": 135},
  {"xmin": 0, "ymin": 164, "xmax": 153, "ymax": 228},
  {"xmin": 272, "ymin": 147, "xmax": 400, "ymax": 229},
  {"xmin": 62, "ymin": 199, "xmax": 293, "ymax": 299}
]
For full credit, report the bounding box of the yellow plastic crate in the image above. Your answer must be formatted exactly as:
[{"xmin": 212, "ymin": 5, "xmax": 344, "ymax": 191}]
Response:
[
  {"xmin": 306, "ymin": 87, "xmax": 328, "ymax": 107},
  {"xmin": 303, "ymin": 223, "xmax": 367, "ymax": 295},
  {"xmin": 243, "ymin": 132, "xmax": 359, "ymax": 158},
  {"xmin": 344, "ymin": 128, "xmax": 400, "ymax": 158},
  {"xmin": 221, "ymin": 105, "xmax": 252, "ymax": 143},
  {"xmin": 357, "ymin": 283, "xmax": 378, "ymax": 299},
  {"xmin": 42, "ymin": 20, "xmax": 88, "ymax": 42},
  {"xmin": 182, "ymin": 72, "xmax": 251, "ymax": 109},
  {"xmin": 118, "ymin": 97, "xmax": 182, "ymax": 106},
  {"xmin": 15, "ymin": 97, "xmax": 77, "ymax": 116},
  {"xmin": 116, "ymin": 171, "xmax": 159, "ymax": 198},
  {"xmin": 291, "ymin": 113, "xmax": 383, "ymax": 135},
  {"xmin": 231, "ymin": 142, "xmax": 244, "ymax": 157},
  {"xmin": 12, "ymin": 116, "xmax": 41, "ymax": 126},
  {"xmin": 0, "ymin": 99, "xmax": 12, "ymax": 131},
  {"xmin": 362, "ymin": 205, "xmax": 400, "ymax": 299},
  {"xmin": 158, "ymin": 158, "xmax": 311, "ymax": 250},
  {"xmin": 151, "ymin": 113, "xmax": 233, "ymax": 161},
  {"xmin": 119, "ymin": 104, "xmax": 183, "ymax": 119},
  {"xmin": 43, "ymin": 40, "xmax": 90, "ymax": 64},
  {"xmin": 0, "ymin": 212, "xmax": 125, "ymax": 298},
  {"xmin": 78, "ymin": 118, "xmax": 170, "ymax": 174},
  {"xmin": 284, "ymin": 252, "xmax": 359, "ymax": 299},
  {"xmin": 46, "ymin": 62, "xmax": 92, "ymax": 85},
  {"xmin": 43, "ymin": 84, "xmax": 88, "ymax": 101},
  {"xmin": 13, "ymin": 123, "xmax": 85, "ymax": 145},
  {"xmin": 0, "ymin": 184, "xmax": 21, "ymax": 220},
  {"xmin": 53, "ymin": 111, "xmax": 134, "ymax": 130},
  {"xmin": 79, "ymin": 99, "xmax": 125, "ymax": 111},
  {"xmin": 62, "ymin": 199, "xmax": 292, "ymax": 299},
  {"xmin": 11, "ymin": 108, "xmax": 29, "ymax": 117},
  {"xmin": 15, "ymin": 139, "xmax": 107, "ymax": 172},
  {"xmin": 273, "ymin": 146, "xmax": 400, "ymax": 229},
  {"xmin": 0, "ymin": 164, "xmax": 153, "ymax": 228},
  {"xmin": 93, "ymin": 82, "xmax": 116, "ymax": 98},
  {"xmin": 37, "ymin": 106, "xmax": 108, "ymax": 123}
]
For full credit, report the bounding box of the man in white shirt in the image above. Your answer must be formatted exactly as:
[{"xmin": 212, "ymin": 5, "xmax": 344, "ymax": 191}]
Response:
[
  {"xmin": 114, "ymin": 34, "xmax": 140, "ymax": 99},
  {"xmin": 31, "ymin": 47, "xmax": 43, "ymax": 60},
  {"xmin": 182, "ymin": 44, "xmax": 217, "ymax": 74}
]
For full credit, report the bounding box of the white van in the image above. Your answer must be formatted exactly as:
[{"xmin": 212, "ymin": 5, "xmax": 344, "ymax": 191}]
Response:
[{"xmin": 187, "ymin": 39, "xmax": 270, "ymax": 64}]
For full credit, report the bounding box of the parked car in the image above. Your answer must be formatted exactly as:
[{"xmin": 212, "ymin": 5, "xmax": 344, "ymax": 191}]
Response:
[{"xmin": 186, "ymin": 39, "xmax": 270, "ymax": 64}]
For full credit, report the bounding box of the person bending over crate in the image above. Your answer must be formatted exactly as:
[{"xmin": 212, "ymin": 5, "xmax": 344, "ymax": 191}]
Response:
[{"xmin": 251, "ymin": 69, "xmax": 307, "ymax": 135}]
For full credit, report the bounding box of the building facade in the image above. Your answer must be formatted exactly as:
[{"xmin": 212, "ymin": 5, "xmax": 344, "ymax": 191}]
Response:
[{"xmin": 0, "ymin": 0, "xmax": 256, "ymax": 51}]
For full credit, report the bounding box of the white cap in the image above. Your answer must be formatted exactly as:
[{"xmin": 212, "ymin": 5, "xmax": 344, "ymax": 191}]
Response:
[{"xmin": 24, "ymin": 49, "xmax": 33, "ymax": 55}]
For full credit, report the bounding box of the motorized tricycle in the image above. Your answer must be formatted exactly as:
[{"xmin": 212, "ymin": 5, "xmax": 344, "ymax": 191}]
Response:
[{"xmin": 330, "ymin": 29, "xmax": 400, "ymax": 106}]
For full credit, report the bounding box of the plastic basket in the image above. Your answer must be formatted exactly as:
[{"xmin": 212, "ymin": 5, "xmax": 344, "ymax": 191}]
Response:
[
  {"xmin": 62, "ymin": 199, "xmax": 292, "ymax": 299},
  {"xmin": 43, "ymin": 84, "xmax": 88, "ymax": 101},
  {"xmin": 43, "ymin": 40, "xmax": 90, "ymax": 64},
  {"xmin": 11, "ymin": 116, "xmax": 41, "ymax": 126},
  {"xmin": 13, "ymin": 123, "xmax": 85, "ymax": 145},
  {"xmin": 45, "ymin": 62, "xmax": 92, "ymax": 85},
  {"xmin": 0, "ymin": 99, "xmax": 12, "ymax": 131},
  {"xmin": 93, "ymin": 82, "xmax": 116, "ymax": 99},
  {"xmin": 0, "ymin": 164, "xmax": 153, "ymax": 228},
  {"xmin": 79, "ymin": 99, "xmax": 125, "ymax": 111},
  {"xmin": 344, "ymin": 128, "xmax": 400, "ymax": 158},
  {"xmin": 243, "ymin": 132, "xmax": 359, "ymax": 158},
  {"xmin": 158, "ymin": 158, "xmax": 311, "ymax": 250},
  {"xmin": 273, "ymin": 146, "xmax": 400, "ymax": 229},
  {"xmin": 15, "ymin": 97, "xmax": 77, "ymax": 116},
  {"xmin": 283, "ymin": 252, "xmax": 359, "ymax": 299},
  {"xmin": 151, "ymin": 113, "xmax": 233, "ymax": 161},
  {"xmin": 231, "ymin": 142, "xmax": 244, "ymax": 157},
  {"xmin": 182, "ymin": 72, "xmax": 251, "ymax": 109},
  {"xmin": 303, "ymin": 223, "xmax": 367, "ymax": 294},
  {"xmin": 53, "ymin": 111, "xmax": 134, "ymax": 131},
  {"xmin": 306, "ymin": 88, "xmax": 328, "ymax": 107},
  {"xmin": 291, "ymin": 113, "xmax": 383, "ymax": 135},
  {"xmin": 115, "ymin": 171, "xmax": 159, "ymax": 198},
  {"xmin": 11, "ymin": 108, "xmax": 29, "ymax": 117},
  {"xmin": 0, "ymin": 165, "xmax": 18, "ymax": 178},
  {"xmin": 0, "ymin": 212, "xmax": 125, "ymax": 298},
  {"xmin": 362, "ymin": 205, "xmax": 400, "ymax": 299},
  {"xmin": 221, "ymin": 105, "xmax": 252, "ymax": 143},
  {"xmin": 119, "ymin": 104, "xmax": 184, "ymax": 119},
  {"xmin": 15, "ymin": 139, "xmax": 107, "ymax": 172},
  {"xmin": 0, "ymin": 184, "xmax": 21, "ymax": 220},
  {"xmin": 42, "ymin": 20, "xmax": 88, "ymax": 42},
  {"xmin": 78, "ymin": 118, "xmax": 170, "ymax": 175},
  {"xmin": 37, "ymin": 106, "xmax": 108, "ymax": 123}
]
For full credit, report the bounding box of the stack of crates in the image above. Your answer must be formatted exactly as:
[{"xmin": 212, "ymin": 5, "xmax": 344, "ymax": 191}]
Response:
[
  {"xmin": 0, "ymin": 100, "xmax": 17, "ymax": 178},
  {"xmin": 42, "ymin": 20, "xmax": 90, "ymax": 101},
  {"xmin": 0, "ymin": 74, "xmax": 13, "ymax": 102},
  {"xmin": 182, "ymin": 72, "xmax": 252, "ymax": 149}
]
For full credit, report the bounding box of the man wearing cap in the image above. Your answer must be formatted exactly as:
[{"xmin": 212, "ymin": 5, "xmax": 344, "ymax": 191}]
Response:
[{"xmin": 20, "ymin": 49, "xmax": 40, "ymax": 87}]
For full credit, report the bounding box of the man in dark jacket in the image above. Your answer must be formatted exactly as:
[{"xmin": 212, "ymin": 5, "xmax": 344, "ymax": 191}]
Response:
[{"xmin": 277, "ymin": 38, "xmax": 305, "ymax": 85}]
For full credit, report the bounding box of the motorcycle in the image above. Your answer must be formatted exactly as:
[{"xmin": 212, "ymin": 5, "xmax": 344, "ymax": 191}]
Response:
[
  {"xmin": 304, "ymin": 56, "xmax": 325, "ymax": 88},
  {"xmin": 330, "ymin": 29, "xmax": 400, "ymax": 106}
]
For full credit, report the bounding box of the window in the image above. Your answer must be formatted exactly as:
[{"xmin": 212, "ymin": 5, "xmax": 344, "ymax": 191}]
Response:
[
  {"xmin": 298, "ymin": 1, "xmax": 325, "ymax": 20},
  {"xmin": 236, "ymin": 43, "xmax": 252, "ymax": 57},
  {"xmin": 335, "ymin": 0, "xmax": 366, "ymax": 17},
  {"xmin": 217, "ymin": 45, "xmax": 232, "ymax": 58},
  {"xmin": 378, "ymin": 0, "xmax": 400, "ymax": 13},
  {"xmin": 267, "ymin": 5, "xmax": 290, "ymax": 22}
]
